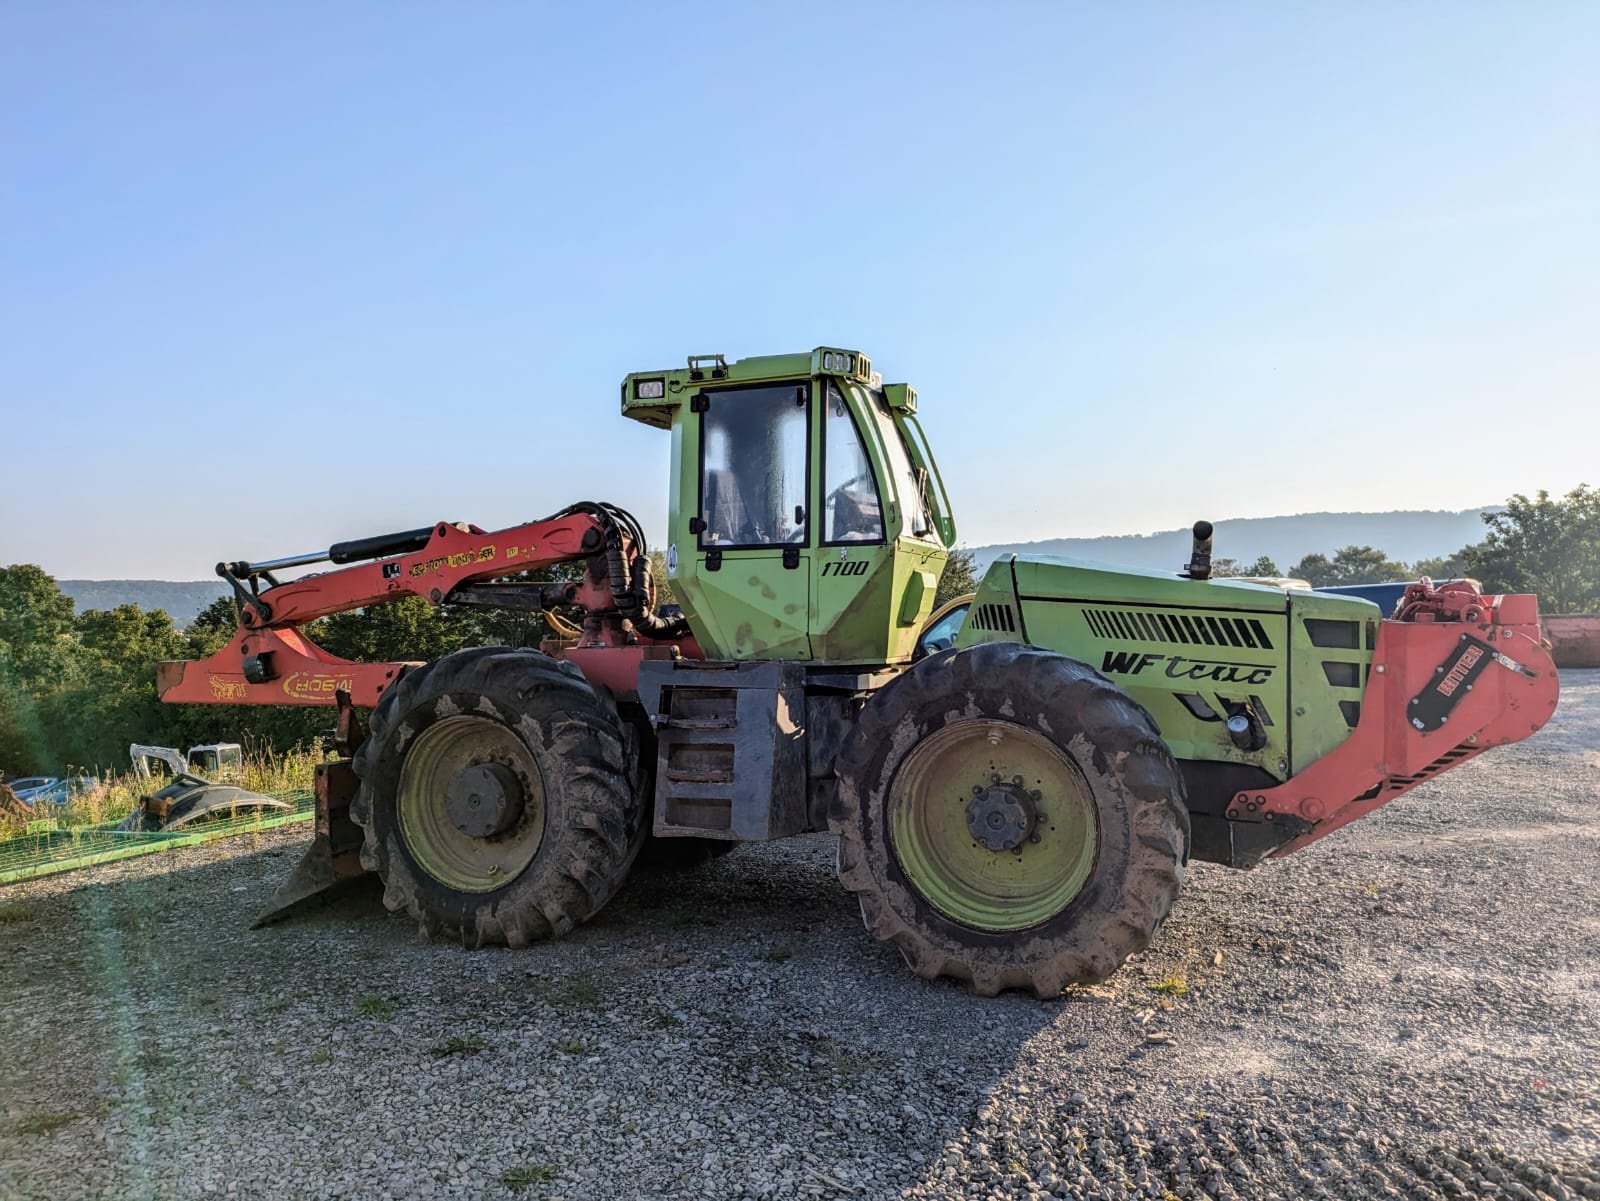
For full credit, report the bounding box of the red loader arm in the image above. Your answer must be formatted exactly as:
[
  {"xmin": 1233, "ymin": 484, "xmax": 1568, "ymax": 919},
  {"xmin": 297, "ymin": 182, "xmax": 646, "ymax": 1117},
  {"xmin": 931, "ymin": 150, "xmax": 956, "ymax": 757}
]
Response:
[{"xmin": 158, "ymin": 504, "xmax": 683, "ymax": 709}]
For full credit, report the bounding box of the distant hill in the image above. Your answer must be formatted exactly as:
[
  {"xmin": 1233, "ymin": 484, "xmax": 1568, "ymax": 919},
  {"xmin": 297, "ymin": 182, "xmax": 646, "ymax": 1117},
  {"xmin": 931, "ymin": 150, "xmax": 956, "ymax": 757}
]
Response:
[
  {"xmin": 59, "ymin": 579, "xmax": 228, "ymax": 627},
  {"xmin": 970, "ymin": 507, "xmax": 1499, "ymax": 573}
]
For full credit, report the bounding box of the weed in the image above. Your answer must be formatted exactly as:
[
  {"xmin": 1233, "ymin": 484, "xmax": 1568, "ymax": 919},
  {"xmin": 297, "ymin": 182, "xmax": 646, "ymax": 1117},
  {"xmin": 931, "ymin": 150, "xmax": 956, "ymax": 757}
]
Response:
[
  {"xmin": 1149, "ymin": 971, "xmax": 1189, "ymax": 998},
  {"xmin": 17, "ymin": 1111, "xmax": 75, "ymax": 1136},
  {"xmin": 760, "ymin": 944, "xmax": 793, "ymax": 964},
  {"xmin": 355, "ymin": 994, "xmax": 396, "ymax": 1020},
  {"xmin": 501, "ymin": 1164, "xmax": 557, "ymax": 1191},
  {"xmin": 645, "ymin": 1007, "xmax": 681, "ymax": 1030},
  {"xmin": 0, "ymin": 902, "xmax": 39, "ymax": 925},
  {"xmin": 262, "ymin": 996, "xmax": 293, "ymax": 1014},
  {"xmin": 430, "ymin": 1033, "xmax": 485, "ymax": 1058},
  {"xmin": 309, "ymin": 1045, "xmax": 332, "ymax": 1065},
  {"xmin": 818, "ymin": 1036, "xmax": 891, "ymax": 1079},
  {"xmin": 545, "ymin": 974, "xmax": 600, "ymax": 1009},
  {"xmin": 557, "ymin": 1037, "xmax": 585, "ymax": 1055}
]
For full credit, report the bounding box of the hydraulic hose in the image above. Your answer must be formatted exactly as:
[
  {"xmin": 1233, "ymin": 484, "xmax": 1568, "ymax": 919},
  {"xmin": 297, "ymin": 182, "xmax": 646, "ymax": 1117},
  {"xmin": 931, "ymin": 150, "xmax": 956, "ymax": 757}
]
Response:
[{"xmin": 553, "ymin": 500, "xmax": 689, "ymax": 641}]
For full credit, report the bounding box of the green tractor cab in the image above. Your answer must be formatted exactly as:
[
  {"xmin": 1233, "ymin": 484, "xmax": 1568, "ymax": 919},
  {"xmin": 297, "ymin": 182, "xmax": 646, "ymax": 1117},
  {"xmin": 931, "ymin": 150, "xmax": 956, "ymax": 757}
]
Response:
[{"xmin": 622, "ymin": 348, "xmax": 952, "ymax": 664}]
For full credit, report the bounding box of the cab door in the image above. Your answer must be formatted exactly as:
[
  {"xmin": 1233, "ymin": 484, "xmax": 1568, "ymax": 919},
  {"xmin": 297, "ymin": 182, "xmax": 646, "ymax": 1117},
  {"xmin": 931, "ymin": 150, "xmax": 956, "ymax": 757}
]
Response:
[
  {"xmin": 684, "ymin": 381, "xmax": 812, "ymax": 659},
  {"xmin": 810, "ymin": 381, "xmax": 894, "ymax": 661}
]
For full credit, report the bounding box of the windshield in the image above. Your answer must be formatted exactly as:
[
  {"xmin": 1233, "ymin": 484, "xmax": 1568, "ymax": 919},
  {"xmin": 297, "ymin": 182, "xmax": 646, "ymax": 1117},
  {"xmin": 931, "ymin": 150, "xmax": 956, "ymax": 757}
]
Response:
[{"xmin": 858, "ymin": 385, "xmax": 933, "ymax": 538}]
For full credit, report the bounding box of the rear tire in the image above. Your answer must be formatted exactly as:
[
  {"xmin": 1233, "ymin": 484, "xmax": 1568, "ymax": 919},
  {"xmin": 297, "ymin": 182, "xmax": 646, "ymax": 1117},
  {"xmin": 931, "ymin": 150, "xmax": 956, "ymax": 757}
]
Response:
[
  {"xmin": 352, "ymin": 647, "xmax": 642, "ymax": 947},
  {"xmin": 832, "ymin": 641, "xmax": 1188, "ymax": 997}
]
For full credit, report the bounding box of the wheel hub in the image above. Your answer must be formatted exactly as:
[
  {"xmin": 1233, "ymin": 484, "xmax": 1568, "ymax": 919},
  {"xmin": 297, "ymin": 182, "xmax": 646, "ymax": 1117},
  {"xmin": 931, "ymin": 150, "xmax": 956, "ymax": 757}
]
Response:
[
  {"xmin": 395, "ymin": 715, "xmax": 547, "ymax": 894},
  {"xmin": 445, "ymin": 762, "xmax": 522, "ymax": 838},
  {"xmin": 965, "ymin": 783, "xmax": 1038, "ymax": 852},
  {"xmin": 886, "ymin": 719, "xmax": 1099, "ymax": 932}
]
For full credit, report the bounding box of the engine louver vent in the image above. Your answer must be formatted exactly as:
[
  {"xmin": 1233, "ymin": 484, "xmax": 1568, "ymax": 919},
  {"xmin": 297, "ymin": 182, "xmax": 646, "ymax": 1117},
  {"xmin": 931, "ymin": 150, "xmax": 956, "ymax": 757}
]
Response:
[
  {"xmin": 971, "ymin": 602, "xmax": 1017, "ymax": 633},
  {"xmin": 1081, "ymin": 607, "xmax": 1274, "ymax": 651}
]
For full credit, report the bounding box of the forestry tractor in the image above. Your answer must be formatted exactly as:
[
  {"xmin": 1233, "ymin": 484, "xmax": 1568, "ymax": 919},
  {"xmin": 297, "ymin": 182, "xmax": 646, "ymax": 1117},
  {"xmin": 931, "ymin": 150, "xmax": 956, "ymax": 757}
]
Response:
[{"xmin": 158, "ymin": 347, "xmax": 1560, "ymax": 995}]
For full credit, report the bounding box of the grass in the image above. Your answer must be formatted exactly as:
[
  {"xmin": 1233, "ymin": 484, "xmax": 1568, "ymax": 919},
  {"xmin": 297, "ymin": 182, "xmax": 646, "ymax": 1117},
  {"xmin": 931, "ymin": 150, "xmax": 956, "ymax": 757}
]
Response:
[
  {"xmin": 501, "ymin": 1164, "xmax": 558, "ymax": 1191},
  {"xmin": 16, "ymin": 1111, "xmax": 76, "ymax": 1136},
  {"xmin": 430, "ymin": 1033, "xmax": 485, "ymax": 1058},
  {"xmin": 355, "ymin": 994, "xmax": 396, "ymax": 1020},
  {"xmin": 0, "ymin": 901, "xmax": 40, "ymax": 925},
  {"xmin": 1149, "ymin": 970, "xmax": 1189, "ymax": 998}
]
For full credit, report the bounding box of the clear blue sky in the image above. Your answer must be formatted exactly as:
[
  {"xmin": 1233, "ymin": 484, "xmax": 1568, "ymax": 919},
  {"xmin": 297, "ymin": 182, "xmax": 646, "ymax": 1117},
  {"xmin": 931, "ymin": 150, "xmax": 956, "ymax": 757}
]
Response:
[{"xmin": 3, "ymin": 4, "xmax": 1596, "ymax": 579}]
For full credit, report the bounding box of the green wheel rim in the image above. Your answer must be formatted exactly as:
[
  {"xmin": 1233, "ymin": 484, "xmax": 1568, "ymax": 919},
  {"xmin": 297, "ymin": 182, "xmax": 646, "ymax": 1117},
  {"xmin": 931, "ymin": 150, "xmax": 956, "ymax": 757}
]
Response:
[
  {"xmin": 888, "ymin": 719, "xmax": 1098, "ymax": 932},
  {"xmin": 397, "ymin": 715, "xmax": 546, "ymax": 893}
]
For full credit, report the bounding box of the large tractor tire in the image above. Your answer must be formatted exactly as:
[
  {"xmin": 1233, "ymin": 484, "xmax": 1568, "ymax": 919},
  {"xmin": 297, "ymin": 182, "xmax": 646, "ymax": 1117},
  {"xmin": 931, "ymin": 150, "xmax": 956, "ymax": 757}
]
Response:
[
  {"xmin": 351, "ymin": 646, "xmax": 643, "ymax": 947},
  {"xmin": 832, "ymin": 641, "xmax": 1188, "ymax": 997}
]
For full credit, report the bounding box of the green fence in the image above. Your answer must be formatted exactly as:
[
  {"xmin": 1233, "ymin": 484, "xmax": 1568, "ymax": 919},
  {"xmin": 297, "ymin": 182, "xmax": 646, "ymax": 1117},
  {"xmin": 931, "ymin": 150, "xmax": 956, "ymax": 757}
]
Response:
[{"xmin": 0, "ymin": 788, "xmax": 314, "ymax": 887}]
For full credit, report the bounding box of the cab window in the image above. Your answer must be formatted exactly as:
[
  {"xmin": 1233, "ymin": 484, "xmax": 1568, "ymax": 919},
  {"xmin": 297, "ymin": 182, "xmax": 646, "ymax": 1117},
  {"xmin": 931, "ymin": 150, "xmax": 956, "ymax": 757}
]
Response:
[
  {"xmin": 699, "ymin": 383, "xmax": 810, "ymax": 548},
  {"xmin": 822, "ymin": 383, "xmax": 884, "ymax": 544}
]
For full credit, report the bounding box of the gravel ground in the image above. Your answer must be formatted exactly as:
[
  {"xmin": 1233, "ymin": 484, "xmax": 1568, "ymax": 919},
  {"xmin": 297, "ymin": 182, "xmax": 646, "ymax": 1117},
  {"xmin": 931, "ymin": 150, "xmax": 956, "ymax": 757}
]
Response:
[{"xmin": 2, "ymin": 671, "xmax": 1597, "ymax": 1201}]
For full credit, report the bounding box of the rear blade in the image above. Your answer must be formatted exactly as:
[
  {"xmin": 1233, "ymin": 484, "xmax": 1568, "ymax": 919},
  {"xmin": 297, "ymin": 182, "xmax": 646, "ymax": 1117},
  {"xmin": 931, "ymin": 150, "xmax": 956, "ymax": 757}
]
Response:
[{"xmin": 252, "ymin": 832, "xmax": 372, "ymax": 926}]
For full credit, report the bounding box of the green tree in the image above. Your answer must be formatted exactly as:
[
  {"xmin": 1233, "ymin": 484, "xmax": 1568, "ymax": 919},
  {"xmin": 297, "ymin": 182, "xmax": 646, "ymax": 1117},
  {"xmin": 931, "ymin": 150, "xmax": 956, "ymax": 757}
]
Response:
[
  {"xmin": 42, "ymin": 604, "xmax": 192, "ymax": 770},
  {"xmin": 1463, "ymin": 486, "xmax": 1600, "ymax": 613},
  {"xmin": 318, "ymin": 597, "xmax": 464, "ymax": 664},
  {"xmin": 935, "ymin": 547, "xmax": 981, "ymax": 606},
  {"xmin": 0, "ymin": 564, "xmax": 79, "ymax": 686},
  {"xmin": 187, "ymin": 596, "xmax": 241, "ymax": 657},
  {"xmin": 1213, "ymin": 555, "xmax": 1281, "ymax": 578},
  {"xmin": 1288, "ymin": 545, "xmax": 1408, "ymax": 587},
  {"xmin": 0, "ymin": 566, "xmax": 81, "ymax": 773},
  {"xmin": 1410, "ymin": 552, "xmax": 1469, "ymax": 580}
]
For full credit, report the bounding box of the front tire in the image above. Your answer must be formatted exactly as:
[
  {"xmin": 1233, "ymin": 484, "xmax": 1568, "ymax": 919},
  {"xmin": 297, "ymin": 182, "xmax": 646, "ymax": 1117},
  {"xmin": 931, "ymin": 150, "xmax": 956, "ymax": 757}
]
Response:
[
  {"xmin": 352, "ymin": 647, "xmax": 642, "ymax": 947},
  {"xmin": 832, "ymin": 641, "xmax": 1188, "ymax": 997}
]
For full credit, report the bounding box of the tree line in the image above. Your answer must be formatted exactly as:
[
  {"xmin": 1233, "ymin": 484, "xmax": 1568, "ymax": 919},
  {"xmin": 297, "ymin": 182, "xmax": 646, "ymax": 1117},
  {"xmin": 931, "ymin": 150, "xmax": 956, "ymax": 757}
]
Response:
[
  {"xmin": 1208, "ymin": 486, "xmax": 1600, "ymax": 613},
  {"xmin": 2, "ymin": 487, "xmax": 1594, "ymax": 776}
]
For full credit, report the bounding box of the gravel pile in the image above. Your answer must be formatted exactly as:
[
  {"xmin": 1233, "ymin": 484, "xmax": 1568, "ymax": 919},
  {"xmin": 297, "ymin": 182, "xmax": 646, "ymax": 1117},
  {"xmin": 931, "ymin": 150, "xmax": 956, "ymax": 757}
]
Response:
[{"xmin": 2, "ymin": 671, "xmax": 1597, "ymax": 1201}]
